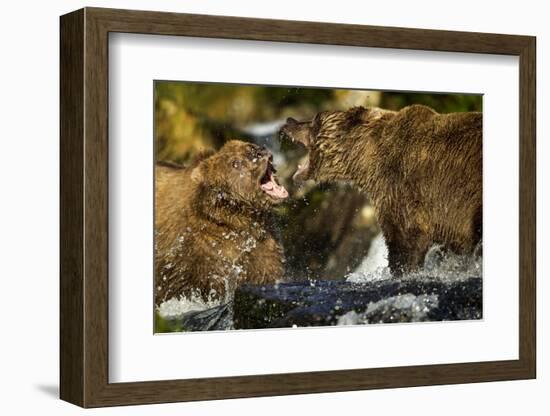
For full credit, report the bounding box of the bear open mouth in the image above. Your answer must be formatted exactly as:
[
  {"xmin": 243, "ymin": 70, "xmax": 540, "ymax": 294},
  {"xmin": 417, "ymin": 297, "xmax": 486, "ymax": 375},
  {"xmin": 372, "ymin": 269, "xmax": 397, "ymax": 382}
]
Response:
[
  {"xmin": 260, "ymin": 162, "xmax": 288, "ymax": 200},
  {"xmin": 279, "ymin": 122, "xmax": 311, "ymax": 183}
]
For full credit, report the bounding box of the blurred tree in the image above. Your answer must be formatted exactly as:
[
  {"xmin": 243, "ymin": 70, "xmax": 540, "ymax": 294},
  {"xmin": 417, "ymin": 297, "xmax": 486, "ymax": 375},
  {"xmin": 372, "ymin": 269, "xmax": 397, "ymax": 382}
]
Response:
[{"xmin": 380, "ymin": 92, "xmax": 482, "ymax": 113}]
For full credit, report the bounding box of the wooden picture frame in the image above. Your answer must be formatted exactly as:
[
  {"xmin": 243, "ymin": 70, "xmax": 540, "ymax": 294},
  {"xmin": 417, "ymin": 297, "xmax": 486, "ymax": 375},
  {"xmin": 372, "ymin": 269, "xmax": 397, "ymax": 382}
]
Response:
[{"xmin": 60, "ymin": 7, "xmax": 536, "ymax": 408}]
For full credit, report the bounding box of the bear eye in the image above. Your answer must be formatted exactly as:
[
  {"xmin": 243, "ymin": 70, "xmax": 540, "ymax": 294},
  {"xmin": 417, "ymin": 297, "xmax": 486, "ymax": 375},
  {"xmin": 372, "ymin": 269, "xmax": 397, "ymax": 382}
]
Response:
[{"xmin": 232, "ymin": 159, "xmax": 242, "ymax": 169}]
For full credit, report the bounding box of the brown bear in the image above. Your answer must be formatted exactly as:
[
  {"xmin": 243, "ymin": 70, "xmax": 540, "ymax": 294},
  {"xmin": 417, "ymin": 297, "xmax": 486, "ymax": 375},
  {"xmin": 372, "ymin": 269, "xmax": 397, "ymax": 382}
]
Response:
[
  {"xmin": 155, "ymin": 140, "xmax": 288, "ymax": 305},
  {"xmin": 279, "ymin": 104, "xmax": 482, "ymax": 274}
]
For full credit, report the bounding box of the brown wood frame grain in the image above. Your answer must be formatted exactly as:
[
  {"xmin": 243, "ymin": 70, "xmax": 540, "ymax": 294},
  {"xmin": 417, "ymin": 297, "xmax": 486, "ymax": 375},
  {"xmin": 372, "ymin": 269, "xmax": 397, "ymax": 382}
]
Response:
[{"xmin": 60, "ymin": 7, "xmax": 536, "ymax": 408}]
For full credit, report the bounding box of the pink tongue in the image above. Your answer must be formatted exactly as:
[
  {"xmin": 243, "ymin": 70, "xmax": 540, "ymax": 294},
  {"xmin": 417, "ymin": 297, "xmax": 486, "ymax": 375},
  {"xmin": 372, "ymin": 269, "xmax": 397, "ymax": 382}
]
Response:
[{"xmin": 261, "ymin": 174, "xmax": 288, "ymax": 199}]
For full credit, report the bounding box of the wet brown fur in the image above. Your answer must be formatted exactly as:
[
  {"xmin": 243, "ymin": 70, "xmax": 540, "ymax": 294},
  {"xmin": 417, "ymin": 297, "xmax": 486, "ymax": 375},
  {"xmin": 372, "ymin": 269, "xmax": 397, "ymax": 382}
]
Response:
[
  {"xmin": 280, "ymin": 105, "xmax": 482, "ymax": 273},
  {"xmin": 155, "ymin": 140, "xmax": 285, "ymax": 305}
]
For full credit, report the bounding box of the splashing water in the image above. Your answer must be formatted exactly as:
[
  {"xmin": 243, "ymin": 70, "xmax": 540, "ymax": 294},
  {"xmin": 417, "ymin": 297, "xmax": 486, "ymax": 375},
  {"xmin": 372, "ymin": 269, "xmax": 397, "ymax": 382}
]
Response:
[
  {"xmin": 337, "ymin": 294, "xmax": 440, "ymax": 325},
  {"xmin": 158, "ymin": 233, "xmax": 482, "ymax": 329},
  {"xmin": 157, "ymin": 292, "xmax": 221, "ymax": 319},
  {"xmin": 346, "ymin": 233, "xmax": 482, "ymax": 283},
  {"xmin": 243, "ymin": 119, "xmax": 287, "ymax": 168},
  {"xmin": 347, "ymin": 233, "xmax": 391, "ymax": 282},
  {"xmin": 339, "ymin": 236, "xmax": 482, "ymax": 327},
  {"xmin": 157, "ymin": 228, "xmax": 264, "ymax": 321}
]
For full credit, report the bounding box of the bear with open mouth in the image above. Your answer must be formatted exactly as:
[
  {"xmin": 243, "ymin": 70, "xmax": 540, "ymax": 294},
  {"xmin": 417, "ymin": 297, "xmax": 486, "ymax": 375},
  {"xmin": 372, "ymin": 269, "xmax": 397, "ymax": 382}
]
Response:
[
  {"xmin": 155, "ymin": 140, "xmax": 288, "ymax": 305},
  {"xmin": 279, "ymin": 104, "xmax": 482, "ymax": 274}
]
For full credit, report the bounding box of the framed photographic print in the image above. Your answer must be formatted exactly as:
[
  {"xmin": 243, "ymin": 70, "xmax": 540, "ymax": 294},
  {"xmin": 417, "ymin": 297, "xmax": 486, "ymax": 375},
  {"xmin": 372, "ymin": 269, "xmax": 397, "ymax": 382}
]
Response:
[{"xmin": 60, "ymin": 7, "xmax": 536, "ymax": 408}]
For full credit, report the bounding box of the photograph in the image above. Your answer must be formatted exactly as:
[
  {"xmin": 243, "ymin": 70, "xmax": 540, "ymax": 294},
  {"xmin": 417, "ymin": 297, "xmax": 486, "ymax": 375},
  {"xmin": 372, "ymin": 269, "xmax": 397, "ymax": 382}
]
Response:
[
  {"xmin": 153, "ymin": 81, "xmax": 483, "ymax": 332},
  {"xmin": 52, "ymin": 4, "xmax": 538, "ymax": 410}
]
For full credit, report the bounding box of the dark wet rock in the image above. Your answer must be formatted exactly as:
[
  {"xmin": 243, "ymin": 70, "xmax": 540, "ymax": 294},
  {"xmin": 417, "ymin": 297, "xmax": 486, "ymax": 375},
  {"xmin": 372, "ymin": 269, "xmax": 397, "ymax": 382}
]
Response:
[
  {"xmin": 233, "ymin": 277, "xmax": 482, "ymax": 329},
  {"xmin": 165, "ymin": 302, "xmax": 233, "ymax": 331}
]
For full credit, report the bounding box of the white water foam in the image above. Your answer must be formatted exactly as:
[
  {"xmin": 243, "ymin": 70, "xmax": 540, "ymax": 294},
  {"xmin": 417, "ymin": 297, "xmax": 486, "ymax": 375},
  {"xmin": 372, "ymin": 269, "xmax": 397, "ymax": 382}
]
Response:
[
  {"xmin": 346, "ymin": 233, "xmax": 482, "ymax": 283},
  {"xmin": 346, "ymin": 233, "xmax": 391, "ymax": 282},
  {"xmin": 157, "ymin": 294, "xmax": 220, "ymax": 318},
  {"xmin": 337, "ymin": 294, "xmax": 439, "ymax": 325}
]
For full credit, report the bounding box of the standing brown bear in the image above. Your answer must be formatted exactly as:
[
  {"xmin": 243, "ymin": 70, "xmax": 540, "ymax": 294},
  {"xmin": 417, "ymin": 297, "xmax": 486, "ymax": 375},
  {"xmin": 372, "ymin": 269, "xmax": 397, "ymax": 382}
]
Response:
[
  {"xmin": 155, "ymin": 140, "xmax": 288, "ymax": 306},
  {"xmin": 280, "ymin": 104, "xmax": 482, "ymax": 274}
]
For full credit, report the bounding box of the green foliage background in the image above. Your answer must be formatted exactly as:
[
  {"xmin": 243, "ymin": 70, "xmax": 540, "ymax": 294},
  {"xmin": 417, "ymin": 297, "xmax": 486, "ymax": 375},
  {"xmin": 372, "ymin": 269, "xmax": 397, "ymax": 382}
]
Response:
[{"xmin": 155, "ymin": 81, "xmax": 481, "ymax": 164}]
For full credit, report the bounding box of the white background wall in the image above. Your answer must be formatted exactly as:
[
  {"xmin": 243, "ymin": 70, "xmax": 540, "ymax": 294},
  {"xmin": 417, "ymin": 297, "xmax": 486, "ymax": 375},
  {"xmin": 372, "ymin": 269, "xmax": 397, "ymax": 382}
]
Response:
[{"xmin": 0, "ymin": 0, "xmax": 546, "ymax": 414}]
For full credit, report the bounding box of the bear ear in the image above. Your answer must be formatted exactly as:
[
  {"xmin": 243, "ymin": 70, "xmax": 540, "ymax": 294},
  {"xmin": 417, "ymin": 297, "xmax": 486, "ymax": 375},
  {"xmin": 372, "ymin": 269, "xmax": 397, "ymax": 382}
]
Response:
[
  {"xmin": 191, "ymin": 148, "xmax": 216, "ymax": 166},
  {"xmin": 191, "ymin": 164, "xmax": 204, "ymax": 183},
  {"xmin": 190, "ymin": 149, "xmax": 216, "ymax": 183},
  {"xmin": 345, "ymin": 106, "xmax": 368, "ymax": 127}
]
